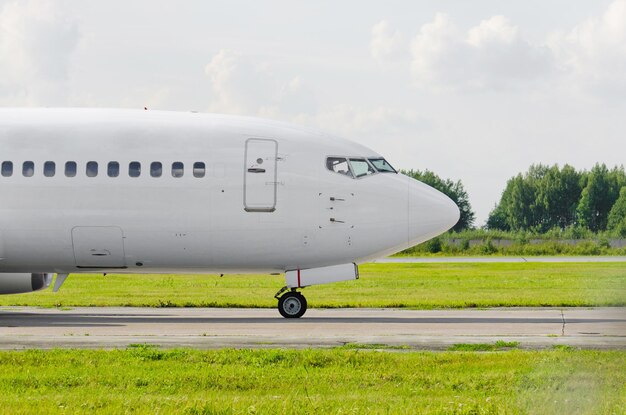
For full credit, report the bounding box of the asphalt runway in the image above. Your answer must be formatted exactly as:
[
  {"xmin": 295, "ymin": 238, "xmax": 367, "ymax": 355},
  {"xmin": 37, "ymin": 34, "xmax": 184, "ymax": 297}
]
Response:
[
  {"xmin": 374, "ymin": 256, "xmax": 626, "ymax": 263},
  {"xmin": 0, "ymin": 307, "xmax": 624, "ymax": 350}
]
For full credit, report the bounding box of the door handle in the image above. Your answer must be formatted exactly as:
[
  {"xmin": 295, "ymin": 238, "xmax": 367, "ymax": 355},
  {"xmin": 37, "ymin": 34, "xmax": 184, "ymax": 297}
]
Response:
[{"xmin": 247, "ymin": 168, "xmax": 266, "ymax": 173}]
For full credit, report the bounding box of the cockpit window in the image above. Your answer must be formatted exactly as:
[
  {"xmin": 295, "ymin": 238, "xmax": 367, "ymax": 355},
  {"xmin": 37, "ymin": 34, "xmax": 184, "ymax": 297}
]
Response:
[
  {"xmin": 349, "ymin": 159, "xmax": 376, "ymax": 178},
  {"xmin": 369, "ymin": 158, "xmax": 397, "ymax": 173},
  {"xmin": 326, "ymin": 157, "xmax": 353, "ymax": 178}
]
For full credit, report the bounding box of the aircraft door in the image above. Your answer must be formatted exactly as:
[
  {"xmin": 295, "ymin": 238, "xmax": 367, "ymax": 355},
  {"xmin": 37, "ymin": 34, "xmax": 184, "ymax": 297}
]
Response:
[
  {"xmin": 72, "ymin": 226, "xmax": 126, "ymax": 268},
  {"xmin": 244, "ymin": 138, "xmax": 278, "ymax": 212}
]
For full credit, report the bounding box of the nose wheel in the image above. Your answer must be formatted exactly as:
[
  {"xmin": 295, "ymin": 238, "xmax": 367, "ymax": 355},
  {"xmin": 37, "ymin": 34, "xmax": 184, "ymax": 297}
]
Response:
[{"xmin": 276, "ymin": 289, "xmax": 308, "ymax": 318}]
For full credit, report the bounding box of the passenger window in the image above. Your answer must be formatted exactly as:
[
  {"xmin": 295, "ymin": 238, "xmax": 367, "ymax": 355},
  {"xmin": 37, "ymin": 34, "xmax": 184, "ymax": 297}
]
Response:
[
  {"xmin": 86, "ymin": 161, "xmax": 98, "ymax": 177},
  {"xmin": 172, "ymin": 162, "xmax": 184, "ymax": 178},
  {"xmin": 326, "ymin": 157, "xmax": 353, "ymax": 178},
  {"xmin": 349, "ymin": 159, "xmax": 376, "ymax": 178},
  {"xmin": 44, "ymin": 161, "xmax": 56, "ymax": 177},
  {"xmin": 23, "ymin": 161, "xmax": 34, "ymax": 177},
  {"xmin": 193, "ymin": 162, "xmax": 205, "ymax": 178},
  {"xmin": 108, "ymin": 162, "xmax": 120, "ymax": 177},
  {"xmin": 65, "ymin": 162, "xmax": 77, "ymax": 177},
  {"xmin": 129, "ymin": 161, "xmax": 141, "ymax": 178},
  {"xmin": 151, "ymin": 162, "xmax": 162, "ymax": 178},
  {"xmin": 1, "ymin": 161, "xmax": 13, "ymax": 177}
]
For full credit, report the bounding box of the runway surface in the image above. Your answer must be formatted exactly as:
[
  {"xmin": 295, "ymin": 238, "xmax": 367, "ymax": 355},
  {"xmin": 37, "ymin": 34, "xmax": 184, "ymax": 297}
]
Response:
[
  {"xmin": 1, "ymin": 307, "xmax": 624, "ymax": 350},
  {"xmin": 375, "ymin": 256, "xmax": 626, "ymax": 263}
]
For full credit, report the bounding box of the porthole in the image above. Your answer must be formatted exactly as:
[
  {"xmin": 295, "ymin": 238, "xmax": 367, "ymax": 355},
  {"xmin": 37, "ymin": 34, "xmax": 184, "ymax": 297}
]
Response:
[
  {"xmin": 44, "ymin": 161, "xmax": 56, "ymax": 177},
  {"xmin": 65, "ymin": 161, "xmax": 77, "ymax": 177},
  {"xmin": 129, "ymin": 161, "xmax": 141, "ymax": 178},
  {"xmin": 108, "ymin": 162, "xmax": 120, "ymax": 177},
  {"xmin": 1, "ymin": 161, "xmax": 13, "ymax": 177},
  {"xmin": 86, "ymin": 161, "xmax": 98, "ymax": 177},
  {"xmin": 193, "ymin": 162, "xmax": 205, "ymax": 178},
  {"xmin": 172, "ymin": 162, "xmax": 184, "ymax": 178},
  {"xmin": 23, "ymin": 161, "xmax": 34, "ymax": 177},
  {"xmin": 151, "ymin": 162, "xmax": 163, "ymax": 178}
]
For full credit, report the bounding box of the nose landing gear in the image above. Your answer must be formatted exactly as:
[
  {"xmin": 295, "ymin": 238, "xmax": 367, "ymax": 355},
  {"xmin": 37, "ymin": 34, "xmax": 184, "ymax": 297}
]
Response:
[{"xmin": 275, "ymin": 287, "xmax": 307, "ymax": 318}]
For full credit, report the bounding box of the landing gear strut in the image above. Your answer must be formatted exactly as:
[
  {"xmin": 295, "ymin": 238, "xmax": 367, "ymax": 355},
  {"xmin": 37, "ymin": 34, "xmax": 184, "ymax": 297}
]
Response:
[{"xmin": 275, "ymin": 287, "xmax": 307, "ymax": 318}]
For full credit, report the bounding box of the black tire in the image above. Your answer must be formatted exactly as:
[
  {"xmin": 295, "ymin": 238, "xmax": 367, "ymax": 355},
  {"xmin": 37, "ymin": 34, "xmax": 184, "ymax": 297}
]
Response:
[{"xmin": 278, "ymin": 292, "xmax": 307, "ymax": 318}]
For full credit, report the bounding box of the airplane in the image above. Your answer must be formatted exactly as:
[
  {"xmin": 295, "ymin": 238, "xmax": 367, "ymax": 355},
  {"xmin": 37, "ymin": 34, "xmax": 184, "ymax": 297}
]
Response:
[{"xmin": 0, "ymin": 108, "xmax": 459, "ymax": 318}]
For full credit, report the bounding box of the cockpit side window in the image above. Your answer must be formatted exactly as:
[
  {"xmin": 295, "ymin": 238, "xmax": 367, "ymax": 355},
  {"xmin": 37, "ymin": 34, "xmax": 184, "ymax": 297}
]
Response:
[
  {"xmin": 349, "ymin": 158, "xmax": 376, "ymax": 178},
  {"xmin": 326, "ymin": 157, "xmax": 353, "ymax": 178},
  {"xmin": 369, "ymin": 158, "xmax": 397, "ymax": 173}
]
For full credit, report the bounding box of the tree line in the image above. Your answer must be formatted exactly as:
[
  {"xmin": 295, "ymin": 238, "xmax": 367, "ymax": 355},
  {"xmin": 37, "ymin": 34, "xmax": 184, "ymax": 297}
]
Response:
[
  {"xmin": 487, "ymin": 164, "xmax": 626, "ymax": 236},
  {"xmin": 402, "ymin": 164, "xmax": 626, "ymax": 237}
]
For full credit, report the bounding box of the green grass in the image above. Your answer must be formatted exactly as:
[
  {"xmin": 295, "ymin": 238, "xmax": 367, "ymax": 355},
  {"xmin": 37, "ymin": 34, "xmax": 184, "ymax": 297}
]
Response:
[
  {"xmin": 0, "ymin": 262, "xmax": 624, "ymax": 308},
  {"xmin": 553, "ymin": 345, "xmax": 576, "ymax": 351},
  {"xmin": 448, "ymin": 341, "xmax": 521, "ymax": 352},
  {"xmin": 337, "ymin": 342, "xmax": 411, "ymax": 350},
  {"xmin": 0, "ymin": 347, "xmax": 623, "ymax": 414}
]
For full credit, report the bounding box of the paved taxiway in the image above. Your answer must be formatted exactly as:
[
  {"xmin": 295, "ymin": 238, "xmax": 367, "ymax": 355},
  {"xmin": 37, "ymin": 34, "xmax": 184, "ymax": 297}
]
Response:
[{"xmin": 0, "ymin": 307, "xmax": 624, "ymax": 350}]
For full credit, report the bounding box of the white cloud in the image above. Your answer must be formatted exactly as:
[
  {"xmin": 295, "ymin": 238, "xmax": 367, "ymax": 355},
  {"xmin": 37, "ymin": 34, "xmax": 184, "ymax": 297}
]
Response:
[
  {"xmin": 0, "ymin": 0, "xmax": 79, "ymax": 105},
  {"xmin": 298, "ymin": 105, "xmax": 424, "ymax": 137},
  {"xmin": 410, "ymin": 14, "xmax": 553, "ymax": 91},
  {"xmin": 409, "ymin": 13, "xmax": 466, "ymax": 89},
  {"xmin": 370, "ymin": 20, "xmax": 404, "ymax": 62},
  {"xmin": 548, "ymin": 0, "xmax": 626, "ymax": 98},
  {"xmin": 204, "ymin": 49, "xmax": 315, "ymax": 116},
  {"xmin": 204, "ymin": 50, "xmax": 270, "ymax": 114},
  {"xmin": 384, "ymin": 1, "xmax": 626, "ymax": 98},
  {"xmin": 204, "ymin": 49, "xmax": 425, "ymax": 148},
  {"xmin": 466, "ymin": 15, "xmax": 519, "ymax": 46}
]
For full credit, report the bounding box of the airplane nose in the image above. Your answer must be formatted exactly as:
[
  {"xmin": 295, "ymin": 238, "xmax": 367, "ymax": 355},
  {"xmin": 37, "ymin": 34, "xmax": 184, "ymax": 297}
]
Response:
[{"xmin": 408, "ymin": 178, "xmax": 460, "ymax": 246}]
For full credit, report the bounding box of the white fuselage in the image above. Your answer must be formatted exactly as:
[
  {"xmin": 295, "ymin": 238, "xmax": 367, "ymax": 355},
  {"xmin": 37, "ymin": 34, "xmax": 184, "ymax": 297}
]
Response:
[{"xmin": 0, "ymin": 109, "xmax": 459, "ymax": 275}]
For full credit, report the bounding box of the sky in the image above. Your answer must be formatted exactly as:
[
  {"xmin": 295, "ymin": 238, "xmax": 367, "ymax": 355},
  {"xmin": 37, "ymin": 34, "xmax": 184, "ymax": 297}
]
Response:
[{"xmin": 1, "ymin": 0, "xmax": 625, "ymax": 225}]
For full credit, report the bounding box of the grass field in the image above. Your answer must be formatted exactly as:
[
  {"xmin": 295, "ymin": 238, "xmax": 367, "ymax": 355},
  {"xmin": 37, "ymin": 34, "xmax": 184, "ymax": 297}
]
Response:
[
  {"xmin": 0, "ymin": 262, "xmax": 624, "ymax": 308},
  {"xmin": 0, "ymin": 347, "xmax": 623, "ymax": 414}
]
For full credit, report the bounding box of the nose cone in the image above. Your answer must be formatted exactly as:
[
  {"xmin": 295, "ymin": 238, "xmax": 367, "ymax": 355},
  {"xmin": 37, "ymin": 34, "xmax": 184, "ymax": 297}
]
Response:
[{"xmin": 408, "ymin": 179, "xmax": 460, "ymax": 246}]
